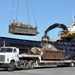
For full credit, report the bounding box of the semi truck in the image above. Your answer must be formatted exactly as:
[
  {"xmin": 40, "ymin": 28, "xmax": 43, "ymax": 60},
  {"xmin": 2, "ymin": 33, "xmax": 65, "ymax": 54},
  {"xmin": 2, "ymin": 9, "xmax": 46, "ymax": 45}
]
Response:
[{"xmin": 0, "ymin": 42, "xmax": 75, "ymax": 71}]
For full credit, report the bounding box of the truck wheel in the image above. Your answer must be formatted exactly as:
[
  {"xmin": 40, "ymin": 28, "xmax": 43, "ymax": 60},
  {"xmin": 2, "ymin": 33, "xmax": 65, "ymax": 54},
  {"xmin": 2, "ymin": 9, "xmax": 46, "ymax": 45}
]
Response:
[
  {"xmin": 28, "ymin": 60, "xmax": 34, "ymax": 69},
  {"xmin": 22, "ymin": 61, "xmax": 29, "ymax": 70},
  {"xmin": 8, "ymin": 61, "xmax": 14, "ymax": 71},
  {"xmin": 69, "ymin": 62, "xmax": 75, "ymax": 67}
]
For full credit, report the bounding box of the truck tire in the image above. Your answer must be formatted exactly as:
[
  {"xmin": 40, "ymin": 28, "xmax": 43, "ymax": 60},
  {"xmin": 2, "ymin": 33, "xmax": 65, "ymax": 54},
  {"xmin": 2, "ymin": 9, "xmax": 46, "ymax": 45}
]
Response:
[
  {"xmin": 22, "ymin": 61, "xmax": 29, "ymax": 70},
  {"xmin": 8, "ymin": 61, "xmax": 14, "ymax": 71},
  {"xmin": 28, "ymin": 60, "xmax": 34, "ymax": 69}
]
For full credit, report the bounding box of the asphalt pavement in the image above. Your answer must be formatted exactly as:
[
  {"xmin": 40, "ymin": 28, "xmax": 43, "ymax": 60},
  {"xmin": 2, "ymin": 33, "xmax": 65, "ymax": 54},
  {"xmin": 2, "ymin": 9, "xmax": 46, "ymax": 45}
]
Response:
[{"xmin": 0, "ymin": 67, "xmax": 75, "ymax": 75}]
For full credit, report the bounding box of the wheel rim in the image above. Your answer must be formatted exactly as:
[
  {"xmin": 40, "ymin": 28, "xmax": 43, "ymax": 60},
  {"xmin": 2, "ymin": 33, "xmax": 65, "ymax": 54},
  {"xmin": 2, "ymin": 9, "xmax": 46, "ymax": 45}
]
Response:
[
  {"xmin": 8, "ymin": 62, "xmax": 14, "ymax": 71},
  {"xmin": 70, "ymin": 62, "xmax": 75, "ymax": 67},
  {"xmin": 25, "ymin": 63, "xmax": 29, "ymax": 70},
  {"xmin": 71, "ymin": 63, "xmax": 74, "ymax": 67}
]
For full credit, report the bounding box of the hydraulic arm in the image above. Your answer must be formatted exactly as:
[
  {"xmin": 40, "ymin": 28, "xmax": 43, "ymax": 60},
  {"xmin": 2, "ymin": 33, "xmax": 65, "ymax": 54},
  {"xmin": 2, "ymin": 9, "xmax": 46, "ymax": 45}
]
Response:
[{"xmin": 41, "ymin": 23, "xmax": 68, "ymax": 42}]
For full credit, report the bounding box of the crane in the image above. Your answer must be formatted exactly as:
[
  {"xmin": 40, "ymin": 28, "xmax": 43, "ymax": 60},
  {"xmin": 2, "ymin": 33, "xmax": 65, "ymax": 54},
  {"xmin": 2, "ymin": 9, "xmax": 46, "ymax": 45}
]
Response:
[
  {"xmin": 41, "ymin": 23, "xmax": 68, "ymax": 42},
  {"xmin": 41, "ymin": 22, "xmax": 75, "ymax": 42}
]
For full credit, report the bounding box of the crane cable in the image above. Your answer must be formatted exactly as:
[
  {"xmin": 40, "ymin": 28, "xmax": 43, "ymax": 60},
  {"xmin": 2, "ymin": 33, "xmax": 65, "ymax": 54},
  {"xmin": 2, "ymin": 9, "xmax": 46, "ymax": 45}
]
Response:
[
  {"xmin": 26, "ymin": 0, "xmax": 30, "ymax": 25},
  {"xmin": 9, "ymin": 0, "xmax": 37, "ymax": 27},
  {"xmin": 9, "ymin": 0, "xmax": 15, "ymax": 24},
  {"xmin": 26, "ymin": 0, "xmax": 37, "ymax": 27},
  {"xmin": 16, "ymin": 0, "xmax": 19, "ymax": 21},
  {"xmin": 31, "ymin": 0, "xmax": 37, "ymax": 27},
  {"xmin": 9, "ymin": 0, "xmax": 19, "ymax": 24}
]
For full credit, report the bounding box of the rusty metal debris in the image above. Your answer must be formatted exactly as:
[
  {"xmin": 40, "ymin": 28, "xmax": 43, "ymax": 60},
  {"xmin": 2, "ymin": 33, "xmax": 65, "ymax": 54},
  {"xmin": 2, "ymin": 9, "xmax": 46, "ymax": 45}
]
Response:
[{"xmin": 9, "ymin": 20, "xmax": 39, "ymax": 36}]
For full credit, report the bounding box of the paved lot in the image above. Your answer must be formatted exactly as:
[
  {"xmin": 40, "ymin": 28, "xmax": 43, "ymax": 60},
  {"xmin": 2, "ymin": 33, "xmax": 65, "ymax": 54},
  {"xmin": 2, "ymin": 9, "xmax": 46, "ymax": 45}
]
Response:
[{"xmin": 0, "ymin": 67, "xmax": 75, "ymax": 75}]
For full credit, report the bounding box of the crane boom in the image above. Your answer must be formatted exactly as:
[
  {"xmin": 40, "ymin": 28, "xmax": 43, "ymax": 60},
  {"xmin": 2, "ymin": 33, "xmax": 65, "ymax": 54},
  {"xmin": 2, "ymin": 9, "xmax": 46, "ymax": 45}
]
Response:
[{"xmin": 45, "ymin": 23, "xmax": 68, "ymax": 36}]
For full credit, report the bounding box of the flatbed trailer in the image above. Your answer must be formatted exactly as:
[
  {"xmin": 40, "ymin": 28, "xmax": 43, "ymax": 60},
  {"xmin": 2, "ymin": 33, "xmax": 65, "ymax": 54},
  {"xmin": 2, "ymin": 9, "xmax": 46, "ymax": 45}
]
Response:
[{"xmin": 20, "ymin": 53, "xmax": 75, "ymax": 68}]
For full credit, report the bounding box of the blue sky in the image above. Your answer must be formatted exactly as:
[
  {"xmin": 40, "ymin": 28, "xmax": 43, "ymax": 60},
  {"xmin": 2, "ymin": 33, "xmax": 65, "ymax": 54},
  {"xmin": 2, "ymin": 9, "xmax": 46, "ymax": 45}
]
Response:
[{"xmin": 0, "ymin": 0, "xmax": 75, "ymax": 41}]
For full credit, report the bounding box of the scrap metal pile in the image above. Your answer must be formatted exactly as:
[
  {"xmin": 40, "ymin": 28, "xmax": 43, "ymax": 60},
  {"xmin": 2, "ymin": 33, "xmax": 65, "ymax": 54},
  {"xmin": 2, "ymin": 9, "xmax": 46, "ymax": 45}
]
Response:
[
  {"xmin": 31, "ymin": 43, "xmax": 57, "ymax": 55},
  {"xmin": 30, "ymin": 43, "xmax": 65, "ymax": 60},
  {"xmin": 9, "ymin": 20, "xmax": 39, "ymax": 36}
]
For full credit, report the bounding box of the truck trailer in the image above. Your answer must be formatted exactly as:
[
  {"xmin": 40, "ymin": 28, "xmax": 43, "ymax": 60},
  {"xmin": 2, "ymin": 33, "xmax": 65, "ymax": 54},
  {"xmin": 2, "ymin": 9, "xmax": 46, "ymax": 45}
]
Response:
[{"xmin": 0, "ymin": 43, "xmax": 75, "ymax": 71}]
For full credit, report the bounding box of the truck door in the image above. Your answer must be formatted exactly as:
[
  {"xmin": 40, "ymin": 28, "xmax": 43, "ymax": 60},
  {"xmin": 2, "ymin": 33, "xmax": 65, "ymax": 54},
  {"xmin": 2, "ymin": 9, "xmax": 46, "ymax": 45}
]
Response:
[{"xmin": 13, "ymin": 48, "xmax": 19, "ymax": 61}]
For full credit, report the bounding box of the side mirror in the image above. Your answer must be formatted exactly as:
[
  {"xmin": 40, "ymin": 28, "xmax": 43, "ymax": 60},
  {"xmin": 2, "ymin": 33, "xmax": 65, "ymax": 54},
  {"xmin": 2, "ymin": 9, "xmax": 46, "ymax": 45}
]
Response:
[{"xmin": 13, "ymin": 49, "xmax": 17, "ymax": 53}]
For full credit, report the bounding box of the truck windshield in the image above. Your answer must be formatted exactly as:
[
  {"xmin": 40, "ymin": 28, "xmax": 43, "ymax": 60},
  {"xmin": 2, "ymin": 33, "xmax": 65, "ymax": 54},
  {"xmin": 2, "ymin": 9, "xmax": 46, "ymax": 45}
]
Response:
[{"xmin": 0, "ymin": 48, "xmax": 12, "ymax": 52}]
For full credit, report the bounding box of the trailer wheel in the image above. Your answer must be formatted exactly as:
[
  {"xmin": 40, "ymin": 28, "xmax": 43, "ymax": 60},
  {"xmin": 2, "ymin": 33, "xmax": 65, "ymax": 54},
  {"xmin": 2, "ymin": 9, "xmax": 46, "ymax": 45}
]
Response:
[
  {"xmin": 69, "ymin": 62, "xmax": 75, "ymax": 67},
  {"xmin": 8, "ymin": 61, "xmax": 14, "ymax": 71},
  {"xmin": 22, "ymin": 61, "xmax": 29, "ymax": 70},
  {"xmin": 28, "ymin": 60, "xmax": 34, "ymax": 69}
]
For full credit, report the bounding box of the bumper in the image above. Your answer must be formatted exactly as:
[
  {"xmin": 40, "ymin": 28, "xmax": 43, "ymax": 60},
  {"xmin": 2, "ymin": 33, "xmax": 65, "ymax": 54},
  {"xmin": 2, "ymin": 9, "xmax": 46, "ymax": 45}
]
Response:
[{"xmin": 0, "ymin": 63, "xmax": 9, "ymax": 68}]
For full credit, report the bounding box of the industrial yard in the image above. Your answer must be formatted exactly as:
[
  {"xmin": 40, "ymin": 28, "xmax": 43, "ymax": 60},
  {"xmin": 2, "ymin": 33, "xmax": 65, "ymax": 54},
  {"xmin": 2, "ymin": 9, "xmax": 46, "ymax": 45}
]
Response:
[{"xmin": 0, "ymin": 0, "xmax": 75, "ymax": 73}]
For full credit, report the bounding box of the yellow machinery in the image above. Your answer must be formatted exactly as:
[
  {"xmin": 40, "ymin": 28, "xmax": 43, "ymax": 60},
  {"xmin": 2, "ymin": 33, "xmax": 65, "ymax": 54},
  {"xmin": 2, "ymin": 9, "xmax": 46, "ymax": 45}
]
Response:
[
  {"xmin": 58, "ymin": 22, "xmax": 75, "ymax": 40},
  {"xmin": 41, "ymin": 22, "xmax": 75, "ymax": 41}
]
